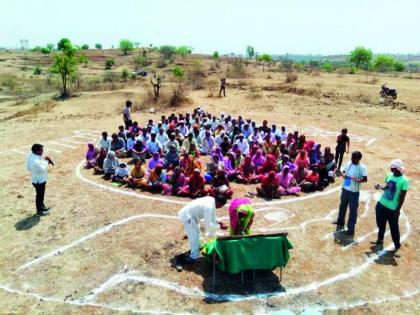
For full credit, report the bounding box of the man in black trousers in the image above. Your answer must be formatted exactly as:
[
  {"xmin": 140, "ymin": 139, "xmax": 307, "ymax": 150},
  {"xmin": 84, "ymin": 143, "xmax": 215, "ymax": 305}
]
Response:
[{"xmin": 26, "ymin": 144, "xmax": 53, "ymax": 215}]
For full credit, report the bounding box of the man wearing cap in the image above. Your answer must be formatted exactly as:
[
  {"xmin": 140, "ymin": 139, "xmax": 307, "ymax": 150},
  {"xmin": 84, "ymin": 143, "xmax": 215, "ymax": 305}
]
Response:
[
  {"xmin": 333, "ymin": 151, "xmax": 368, "ymax": 236},
  {"xmin": 26, "ymin": 144, "xmax": 54, "ymax": 215},
  {"xmin": 178, "ymin": 196, "xmax": 228, "ymax": 263},
  {"xmin": 373, "ymin": 159, "xmax": 409, "ymax": 251}
]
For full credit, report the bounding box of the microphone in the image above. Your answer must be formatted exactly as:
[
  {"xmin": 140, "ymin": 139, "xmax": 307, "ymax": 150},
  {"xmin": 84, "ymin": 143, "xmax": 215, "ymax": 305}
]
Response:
[{"xmin": 49, "ymin": 159, "xmax": 55, "ymax": 166}]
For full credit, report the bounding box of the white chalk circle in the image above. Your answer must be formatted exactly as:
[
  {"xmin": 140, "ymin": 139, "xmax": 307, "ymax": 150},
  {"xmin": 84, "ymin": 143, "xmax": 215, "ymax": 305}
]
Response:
[{"xmin": 264, "ymin": 208, "xmax": 295, "ymax": 223}]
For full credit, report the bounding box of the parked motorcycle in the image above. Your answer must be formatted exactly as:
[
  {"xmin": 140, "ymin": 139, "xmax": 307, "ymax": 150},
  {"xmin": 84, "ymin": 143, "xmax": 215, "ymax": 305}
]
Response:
[{"xmin": 380, "ymin": 84, "xmax": 397, "ymax": 99}]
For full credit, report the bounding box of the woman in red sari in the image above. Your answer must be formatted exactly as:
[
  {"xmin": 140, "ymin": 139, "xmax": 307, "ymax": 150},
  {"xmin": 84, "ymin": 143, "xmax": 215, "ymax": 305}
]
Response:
[
  {"xmin": 237, "ymin": 155, "xmax": 257, "ymax": 184},
  {"xmin": 257, "ymin": 154, "xmax": 277, "ymax": 180},
  {"xmin": 256, "ymin": 171, "xmax": 280, "ymax": 199},
  {"xmin": 179, "ymin": 168, "xmax": 206, "ymax": 198}
]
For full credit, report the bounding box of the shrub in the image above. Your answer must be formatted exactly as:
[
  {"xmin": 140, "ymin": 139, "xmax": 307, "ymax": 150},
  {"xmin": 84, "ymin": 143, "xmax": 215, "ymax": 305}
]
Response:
[
  {"xmin": 31, "ymin": 46, "xmax": 42, "ymax": 52},
  {"xmin": 373, "ymin": 55, "xmax": 396, "ymax": 72},
  {"xmin": 103, "ymin": 72, "xmax": 119, "ymax": 83},
  {"xmin": 156, "ymin": 57, "xmax": 167, "ymax": 68},
  {"xmin": 33, "ymin": 65, "xmax": 42, "ymax": 75},
  {"xmin": 121, "ymin": 68, "xmax": 129, "ymax": 82},
  {"xmin": 213, "ymin": 51, "xmax": 219, "ymax": 59},
  {"xmin": 173, "ymin": 66, "xmax": 185, "ymax": 77},
  {"xmin": 41, "ymin": 47, "xmax": 50, "ymax": 55},
  {"xmin": 79, "ymin": 53, "xmax": 89, "ymax": 66},
  {"xmin": 321, "ymin": 62, "xmax": 333, "ymax": 73},
  {"xmin": 285, "ymin": 71, "xmax": 298, "ymax": 83},
  {"xmin": 95, "ymin": 43, "xmax": 102, "ymax": 49},
  {"xmin": 134, "ymin": 56, "xmax": 150, "ymax": 67},
  {"xmin": 394, "ymin": 61, "xmax": 405, "ymax": 72},
  {"xmin": 229, "ymin": 57, "xmax": 246, "ymax": 78},
  {"xmin": 81, "ymin": 44, "xmax": 89, "ymax": 50},
  {"xmin": 169, "ymin": 84, "xmax": 188, "ymax": 107},
  {"xmin": 105, "ymin": 59, "xmax": 115, "ymax": 70}
]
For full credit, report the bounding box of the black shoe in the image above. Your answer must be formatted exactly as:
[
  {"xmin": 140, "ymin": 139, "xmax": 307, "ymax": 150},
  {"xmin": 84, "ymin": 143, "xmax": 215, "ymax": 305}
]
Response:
[
  {"xmin": 40, "ymin": 206, "xmax": 50, "ymax": 212},
  {"xmin": 345, "ymin": 230, "xmax": 354, "ymax": 236},
  {"xmin": 332, "ymin": 220, "xmax": 344, "ymax": 226},
  {"xmin": 36, "ymin": 211, "xmax": 49, "ymax": 216},
  {"xmin": 394, "ymin": 244, "xmax": 401, "ymax": 251},
  {"xmin": 183, "ymin": 256, "xmax": 200, "ymax": 265}
]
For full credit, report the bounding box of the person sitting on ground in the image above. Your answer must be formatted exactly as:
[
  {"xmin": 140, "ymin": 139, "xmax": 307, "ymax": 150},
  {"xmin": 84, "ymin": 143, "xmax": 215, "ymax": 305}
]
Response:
[
  {"xmin": 237, "ymin": 155, "xmax": 258, "ymax": 184},
  {"xmin": 181, "ymin": 132, "xmax": 198, "ymax": 154},
  {"xmin": 181, "ymin": 154, "xmax": 202, "ymax": 177},
  {"xmin": 157, "ymin": 128, "xmax": 169, "ymax": 149},
  {"xmin": 162, "ymin": 166, "xmax": 187, "ymax": 196},
  {"xmin": 145, "ymin": 164, "xmax": 166, "ymax": 193},
  {"xmin": 179, "ymin": 168, "xmax": 206, "ymax": 198},
  {"xmin": 129, "ymin": 121, "xmax": 140, "ymax": 136},
  {"xmin": 318, "ymin": 158, "xmax": 331, "ymax": 188},
  {"xmin": 111, "ymin": 163, "xmax": 129, "ymax": 183},
  {"xmin": 85, "ymin": 143, "xmax": 97, "ymax": 169},
  {"xmin": 147, "ymin": 133, "xmax": 162, "ymax": 157},
  {"xmin": 294, "ymin": 149, "xmax": 310, "ymax": 169},
  {"xmin": 257, "ymin": 154, "xmax": 277, "ymax": 179},
  {"xmin": 252, "ymin": 149, "xmax": 266, "ymax": 172},
  {"xmin": 277, "ymin": 154, "xmax": 295, "ymax": 173},
  {"xmin": 228, "ymin": 198, "xmax": 254, "ymax": 235},
  {"xmin": 164, "ymin": 144, "xmax": 180, "ymax": 170},
  {"xmin": 323, "ymin": 146, "xmax": 336, "ymax": 174},
  {"xmin": 165, "ymin": 133, "xmax": 180, "ymax": 154},
  {"xmin": 187, "ymin": 142, "xmax": 200, "ymax": 158},
  {"xmin": 300, "ymin": 165, "xmax": 320, "ymax": 192},
  {"xmin": 117, "ymin": 125, "xmax": 127, "ymax": 142},
  {"xmin": 277, "ymin": 165, "xmax": 301, "ymax": 196},
  {"xmin": 110, "ymin": 133, "xmax": 126, "ymax": 158},
  {"xmin": 262, "ymin": 134, "xmax": 275, "ymax": 156},
  {"xmin": 207, "ymin": 169, "xmax": 234, "ymax": 199},
  {"xmin": 224, "ymin": 152, "xmax": 239, "ymax": 181},
  {"xmin": 293, "ymin": 164, "xmax": 308, "ymax": 186},
  {"xmin": 126, "ymin": 133, "xmax": 136, "ymax": 158},
  {"xmin": 99, "ymin": 131, "xmax": 111, "ymax": 151},
  {"xmin": 103, "ymin": 151, "xmax": 119, "ymax": 179},
  {"xmin": 200, "ymin": 130, "xmax": 215, "ymax": 155},
  {"xmin": 148, "ymin": 152, "xmax": 164, "ymax": 171},
  {"xmin": 204, "ymin": 154, "xmax": 224, "ymax": 183},
  {"xmin": 94, "ymin": 148, "xmax": 108, "ymax": 174},
  {"xmin": 220, "ymin": 136, "xmax": 231, "ymax": 156},
  {"xmin": 124, "ymin": 158, "xmax": 147, "ymax": 188},
  {"xmin": 234, "ymin": 133, "xmax": 250, "ymax": 156},
  {"xmin": 303, "ymin": 139, "xmax": 315, "ymax": 152},
  {"xmin": 256, "ymin": 171, "xmax": 280, "ymax": 199},
  {"xmin": 174, "ymin": 128, "xmax": 185, "ymax": 147}
]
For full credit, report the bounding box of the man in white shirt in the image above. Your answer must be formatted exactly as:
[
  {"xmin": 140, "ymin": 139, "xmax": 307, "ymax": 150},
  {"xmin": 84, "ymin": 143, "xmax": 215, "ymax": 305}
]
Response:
[
  {"xmin": 234, "ymin": 134, "xmax": 250, "ymax": 155},
  {"xmin": 178, "ymin": 196, "xmax": 227, "ymax": 262},
  {"xmin": 99, "ymin": 132, "xmax": 111, "ymax": 151},
  {"xmin": 26, "ymin": 144, "xmax": 53, "ymax": 215},
  {"xmin": 200, "ymin": 131, "xmax": 215, "ymax": 155},
  {"xmin": 156, "ymin": 128, "xmax": 169, "ymax": 148},
  {"xmin": 333, "ymin": 151, "xmax": 368, "ymax": 236}
]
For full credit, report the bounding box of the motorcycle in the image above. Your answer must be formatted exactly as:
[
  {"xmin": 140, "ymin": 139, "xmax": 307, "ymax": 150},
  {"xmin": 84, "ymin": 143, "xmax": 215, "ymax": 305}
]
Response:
[{"xmin": 380, "ymin": 84, "xmax": 397, "ymax": 99}]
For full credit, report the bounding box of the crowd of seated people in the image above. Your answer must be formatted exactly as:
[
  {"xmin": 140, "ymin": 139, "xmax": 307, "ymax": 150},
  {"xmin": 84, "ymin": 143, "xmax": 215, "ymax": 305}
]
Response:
[{"xmin": 85, "ymin": 106, "xmax": 337, "ymax": 199}]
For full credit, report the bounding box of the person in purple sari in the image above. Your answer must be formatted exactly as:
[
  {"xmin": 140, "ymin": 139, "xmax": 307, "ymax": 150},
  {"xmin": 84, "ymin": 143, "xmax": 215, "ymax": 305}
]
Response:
[
  {"xmin": 224, "ymin": 152, "xmax": 239, "ymax": 180},
  {"xmin": 252, "ymin": 149, "xmax": 266, "ymax": 173},
  {"xmin": 147, "ymin": 152, "xmax": 164, "ymax": 171},
  {"xmin": 85, "ymin": 143, "xmax": 97, "ymax": 169}
]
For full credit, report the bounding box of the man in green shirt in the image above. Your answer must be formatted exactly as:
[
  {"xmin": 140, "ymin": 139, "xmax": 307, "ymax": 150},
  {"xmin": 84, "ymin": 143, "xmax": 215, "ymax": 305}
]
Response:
[{"xmin": 373, "ymin": 159, "xmax": 409, "ymax": 251}]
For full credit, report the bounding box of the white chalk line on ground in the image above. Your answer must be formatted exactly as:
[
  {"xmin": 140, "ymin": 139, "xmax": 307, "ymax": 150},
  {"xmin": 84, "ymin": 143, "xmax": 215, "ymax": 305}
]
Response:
[{"xmin": 17, "ymin": 214, "xmax": 178, "ymax": 271}]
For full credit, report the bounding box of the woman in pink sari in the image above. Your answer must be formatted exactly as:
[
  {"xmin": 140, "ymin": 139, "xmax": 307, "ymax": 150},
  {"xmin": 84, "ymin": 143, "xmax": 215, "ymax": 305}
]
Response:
[
  {"xmin": 162, "ymin": 166, "xmax": 187, "ymax": 196},
  {"xmin": 228, "ymin": 198, "xmax": 254, "ymax": 235},
  {"xmin": 278, "ymin": 166, "xmax": 301, "ymax": 196},
  {"xmin": 257, "ymin": 154, "xmax": 277, "ymax": 178},
  {"xmin": 294, "ymin": 150, "xmax": 310, "ymax": 169},
  {"xmin": 237, "ymin": 155, "xmax": 257, "ymax": 184}
]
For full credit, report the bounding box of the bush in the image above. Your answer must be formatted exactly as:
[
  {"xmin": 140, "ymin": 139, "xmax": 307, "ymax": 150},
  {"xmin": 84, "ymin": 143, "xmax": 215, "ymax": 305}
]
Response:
[
  {"xmin": 134, "ymin": 56, "xmax": 150, "ymax": 67},
  {"xmin": 81, "ymin": 44, "xmax": 89, "ymax": 50},
  {"xmin": 31, "ymin": 46, "xmax": 42, "ymax": 53},
  {"xmin": 41, "ymin": 47, "xmax": 50, "ymax": 55},
  {"xmin": 229, "ymin": 57, "xmax": 246, "ymax": 78},
  {"xmin": 213, "ymin": 51, "xmax": 219, "ymax": 59},
  {"xmin": 285, "ymin": 71, "xmax": 298, "ymax": 83},
  {"xmin": 373, "ymin": 55, "xmax": 396, "ymax": 72},
  {"xmin": 95, "ymin": 43, "xmax": 102, "ymax": 49},
  {"xmin": 169, "ymin": 84, "xmax": 188, "ymax": 107},
  {"xmin": 394, "ymin": 61, "xmax": 405, "ymax": 72},
  {"xmin": 321, "ymin": 62, "xmax": 333, "ymax": 73},
  {"xmin": 156, "ymin": 57, "xmax": 167, "ymax": 68},
  {"xmin": 173, "ymin": 66, "xmax": 185, "ymax": 77},
  {"xmin": 105, "ymin": 59, "xmax": 115, "ymax": 70},
  {"xmin": 121, "ymin": 68, "xmax": 129, "ymax": 82},
  {"xmin": 103, "ymin": 72, "xmax": 119, "ymax": 83},
  {"xmin": 159, "ymin": 45, "xmax": 176, "ymax": 59},
  {"xmin": 33, "ymin": 65, "xmax": 42, "ymax": 75}
]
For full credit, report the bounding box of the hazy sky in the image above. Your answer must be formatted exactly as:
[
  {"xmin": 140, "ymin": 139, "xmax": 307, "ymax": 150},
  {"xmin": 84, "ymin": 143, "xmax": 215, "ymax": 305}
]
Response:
[{"xmin": 1, "ymin": 0, "xmax": 419, "ymax": 54}]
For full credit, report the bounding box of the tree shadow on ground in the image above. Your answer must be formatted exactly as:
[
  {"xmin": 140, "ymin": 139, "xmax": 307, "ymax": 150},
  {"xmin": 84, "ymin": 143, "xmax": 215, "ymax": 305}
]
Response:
[
  {"xmin": 365, "ymin": 245, "xmax": 399, "ymax": 266},
  {"xmin": 15, "ymin": 214, "xmax": 40, "ymax": 231},
  {"xmin": 170, "ymin": 252, "xmax": 285, "ymax": 304}
]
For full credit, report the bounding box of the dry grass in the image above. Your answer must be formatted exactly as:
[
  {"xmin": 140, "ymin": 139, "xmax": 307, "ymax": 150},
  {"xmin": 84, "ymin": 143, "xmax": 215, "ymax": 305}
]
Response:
[{"xmin": 4, "ymin": 100, "xmax": 56, "ymax": 120}]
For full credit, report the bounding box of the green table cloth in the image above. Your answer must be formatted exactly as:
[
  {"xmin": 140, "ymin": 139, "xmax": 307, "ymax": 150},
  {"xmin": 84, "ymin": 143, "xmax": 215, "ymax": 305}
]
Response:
[{"xmin": 203, "ymin": 236, "xmax": 293, "ymax": 274}]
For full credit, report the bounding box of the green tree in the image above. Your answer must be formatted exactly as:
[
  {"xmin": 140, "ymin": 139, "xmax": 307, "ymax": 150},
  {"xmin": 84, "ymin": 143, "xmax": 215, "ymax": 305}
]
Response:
[
  {"xmin": 159, "ymin": 45, "xmax": 177, "ymax": 59},
  {"xmin": 95, "ymin": 43, "xmax": 102, "ymax": 49},
  {"xmin": 105, "ymin": 59, "xmax": 115, "ymax": 70},
  {"xmin": 246, "ymin": 46, "xmax": 255, "ymax": 59},
  {"xmin": 321, "ymin": 62, "xmax": 333, "ymax": 73},
  {"xmin": 57, "ymin": 38, "xmax": 71, "ymax": 51},
  {"xmin": 119, "ymin": 39, "xmax": 134, "ymax": 55},
  {"xmin": 121, "ymin": 68, "xmax": 129, "ymax": 82},
  {"xmin": 46, "ymin": 43, "xmax": 54, "ymax": 51},
  {"xmin": 394, "ymin": 61, "xmax": 405, "ymax": 72},
  {"xmin": 50, "ymin": 40, "xmax": 78, "ymax": 97},
  {"xmin": 258, "ymin": 53, "xmax": 272, "ymax": 72},
  {"xmin": 79, "ymin": 53, "xmax": 89, "ymax": 66},
  {"xmin": 31, "ymin": 46, "xmax": 42, "ymax": 52},
  {"xmin": 173, "ymin": 66, "xmax": 185, "ymax": 77},
  {"xmin": 349, "ymin": 46, "xmax": 373, "ymax": 69},
  {"xmin": 41, "ymin": 47, "xmax": 50, "ymax": 55},
  {"xmin": 81, "ymin": 44, "xmax": 89, "ymax": 50},
  {"xmin": 213, "ymin": 51, "xmax": 219, "ymax": 59},
  {"xmin": 373, "ymin": 55, "xmax": 397, "ymax": 72},
  {"xmin": 176, "ymin": 46, "xmax": 192, "ymax": 59}
]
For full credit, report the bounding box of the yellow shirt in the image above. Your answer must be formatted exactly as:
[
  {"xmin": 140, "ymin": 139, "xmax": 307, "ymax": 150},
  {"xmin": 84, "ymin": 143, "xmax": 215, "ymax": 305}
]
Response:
[{"xmin": 131, "ymin": 166, "xmax": 146, "ymax": 179}]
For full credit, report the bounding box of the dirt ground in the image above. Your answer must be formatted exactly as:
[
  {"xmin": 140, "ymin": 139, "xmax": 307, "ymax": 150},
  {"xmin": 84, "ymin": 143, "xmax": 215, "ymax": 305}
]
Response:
[{"xmin": 0, "ymin": 51, "xmax": 419, "ymax": 314}]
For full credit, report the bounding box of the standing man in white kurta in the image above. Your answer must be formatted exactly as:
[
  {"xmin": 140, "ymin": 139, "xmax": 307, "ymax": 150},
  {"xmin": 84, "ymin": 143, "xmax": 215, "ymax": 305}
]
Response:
[
  {"xmin": 178, "ymin": 195, "xmax": 227, "ymax": 263},
  {"xmin": 26, "ymin": 144, "xmax": 54, "ymax": 215}
]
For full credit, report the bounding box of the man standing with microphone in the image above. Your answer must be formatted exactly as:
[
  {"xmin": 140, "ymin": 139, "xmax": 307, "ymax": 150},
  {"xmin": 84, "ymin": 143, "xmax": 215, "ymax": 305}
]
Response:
[{"xmin": 26, "ymin": 144, "xmax": 54, "ymax": 216}]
